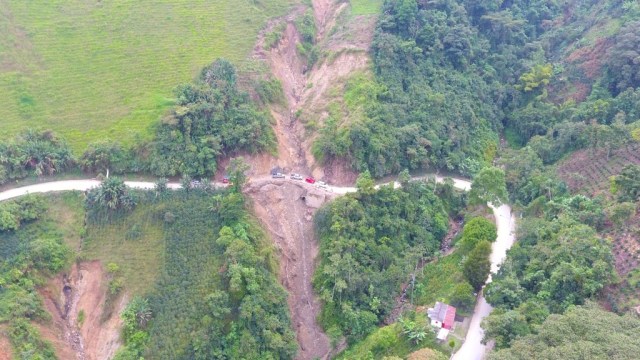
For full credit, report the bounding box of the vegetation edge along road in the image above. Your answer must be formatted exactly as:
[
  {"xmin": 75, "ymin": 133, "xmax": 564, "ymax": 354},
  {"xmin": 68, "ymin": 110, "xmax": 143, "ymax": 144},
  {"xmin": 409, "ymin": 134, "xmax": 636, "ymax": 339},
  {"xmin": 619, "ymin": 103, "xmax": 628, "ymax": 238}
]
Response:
[{"xmin": 0, "ymin": 174, "xmax": 513, "ymax": 359}]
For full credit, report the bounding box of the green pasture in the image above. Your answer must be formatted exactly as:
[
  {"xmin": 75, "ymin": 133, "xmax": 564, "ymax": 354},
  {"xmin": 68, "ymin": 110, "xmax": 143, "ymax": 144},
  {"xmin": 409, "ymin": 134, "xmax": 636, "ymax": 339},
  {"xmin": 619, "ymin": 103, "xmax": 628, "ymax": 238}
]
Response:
[{"xmin": 0, "ymin": 0, "xmax": 294, "ymax": 152}]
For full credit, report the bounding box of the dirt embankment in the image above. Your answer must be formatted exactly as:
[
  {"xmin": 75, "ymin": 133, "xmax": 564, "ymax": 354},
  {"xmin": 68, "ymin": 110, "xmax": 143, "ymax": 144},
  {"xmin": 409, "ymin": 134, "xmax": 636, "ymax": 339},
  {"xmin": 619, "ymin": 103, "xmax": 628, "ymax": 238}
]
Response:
[
  {"xmin": 245, "ymin": 179, "xmax": 337, "ymax": 359},
  {"xmin": 251, "ymin": 0, "xmax": 375, "ymax": 182},
  {"xmin": 243, "ymin": 1, "xmax": 380, "ymax": 359},
  {"xmin": 39, "ymin": 261, "xmax": 124, "ymax": 360}
]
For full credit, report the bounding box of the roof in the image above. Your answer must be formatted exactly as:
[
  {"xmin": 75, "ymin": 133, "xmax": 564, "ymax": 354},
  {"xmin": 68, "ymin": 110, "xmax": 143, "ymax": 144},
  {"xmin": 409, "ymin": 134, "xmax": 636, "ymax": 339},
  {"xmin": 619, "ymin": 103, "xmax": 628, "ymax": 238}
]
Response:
[
  {"xmin": 443, "ymin": 305, "xmax": 456, "ymax": 329},
  {"xmin": 427, "ymin": 302, "xmax": 448, "ymax": 323},
  {"xmin": 427, "ymin": 302, "xmax": 456, "ymax": 329}
]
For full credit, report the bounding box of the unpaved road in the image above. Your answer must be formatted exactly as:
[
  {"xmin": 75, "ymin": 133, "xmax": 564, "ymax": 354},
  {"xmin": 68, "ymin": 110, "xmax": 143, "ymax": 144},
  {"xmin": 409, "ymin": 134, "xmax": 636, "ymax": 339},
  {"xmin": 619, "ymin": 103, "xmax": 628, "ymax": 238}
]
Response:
[
  {"xmin": 0, "ymin": 174, "xmax": 512, "ymax": 360},
  {"xmin": 453, "ymin": 204, "xmax": 516, "ymax": 360}
]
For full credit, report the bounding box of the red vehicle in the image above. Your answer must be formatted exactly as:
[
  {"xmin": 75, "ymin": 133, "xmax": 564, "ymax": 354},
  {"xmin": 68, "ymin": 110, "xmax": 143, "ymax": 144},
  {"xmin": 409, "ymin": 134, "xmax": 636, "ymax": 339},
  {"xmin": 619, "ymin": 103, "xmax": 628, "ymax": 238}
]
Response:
[
  {"xmin": 305, "ymin": 177, "xmax": 316, "ymax": 184},
  {"xmin": 222, "ymin": 176, "xmax": 230, "ymax": 184}
]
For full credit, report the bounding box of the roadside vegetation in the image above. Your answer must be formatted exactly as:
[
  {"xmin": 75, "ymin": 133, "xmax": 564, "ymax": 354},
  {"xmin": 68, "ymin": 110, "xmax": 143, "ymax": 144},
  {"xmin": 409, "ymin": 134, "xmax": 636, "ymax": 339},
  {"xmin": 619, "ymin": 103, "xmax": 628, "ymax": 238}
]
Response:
[
  {"xmin": 313, "ymin": 0, "xmax": 640, "ymax": 357},
  {"xmin": 0, "ymin": 59, "xmax": 278, "ymax": 184},
  {"xmin": 148, "ymin": 59, "xmax": 276, "ymax": 178},
  {"xmin": 0, "ymin": 195, "xmax": 71, "ymax": 359},
  {"xmin": 82, "ymin": 175, "xmax": 296, "ymax": 359}
]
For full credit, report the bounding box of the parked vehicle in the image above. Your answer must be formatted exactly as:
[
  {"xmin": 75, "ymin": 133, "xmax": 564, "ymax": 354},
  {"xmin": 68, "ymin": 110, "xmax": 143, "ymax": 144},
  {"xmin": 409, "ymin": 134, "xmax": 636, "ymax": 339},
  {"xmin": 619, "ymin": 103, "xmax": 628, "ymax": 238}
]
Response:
[
  {"xmin": 316, "ymin": 181, "xmax": 328, "ymax": 189},
  {"xmin": 305, "ymin": 177, "xmax": 316, "ymax": 184},
  {"xmin": 272, "ymin": 172, "xmax": 286, "ymax": 179},
  {"xmin": 222, "ymin": 176, "xmax": 230, "ymax": 184},
  {"xmin": 291, "ymin": 173, "xmax": 303, "ymax": 180}
]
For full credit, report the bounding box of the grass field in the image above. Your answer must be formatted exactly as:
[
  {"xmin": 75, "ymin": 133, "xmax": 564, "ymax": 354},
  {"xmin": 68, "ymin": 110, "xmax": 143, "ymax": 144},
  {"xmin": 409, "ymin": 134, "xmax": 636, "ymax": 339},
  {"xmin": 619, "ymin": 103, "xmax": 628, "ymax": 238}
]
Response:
[
  {"xmin": 82, "ymin": 197, "xmax": 166, "ymax": 296},
  {"xmin": 349, "ymin": 0, "xmax": 383, "ymax": 15},
  {"xmin": 0, "ymin": 0, "xmax": 295, "ymax": 153},
  {"xmin": 415, "ymin": 250, "xmax": 467, "ymax": 313},
  {"xmin": 48, "ymin": 191, "xmax": 164, "ymax": 296}
]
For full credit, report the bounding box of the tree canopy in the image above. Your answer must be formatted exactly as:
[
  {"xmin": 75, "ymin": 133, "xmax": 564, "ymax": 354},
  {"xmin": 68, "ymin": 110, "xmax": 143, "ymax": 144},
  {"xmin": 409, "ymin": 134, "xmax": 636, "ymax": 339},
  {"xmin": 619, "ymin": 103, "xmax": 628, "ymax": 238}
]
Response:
[
  {"xmin": 314, "ymin": 180, "xmax": 450, "ymax": 341},
  {"xmin": 469, "ymin": 167, "xmax": 509, "ymax": 206},
  {"xmin": 149, "ymin": 59, "xmax": 275, "ymax": 178},
  {"xmin": 489, "ymin": 303, "xmax": 640, "ymax": 360}
]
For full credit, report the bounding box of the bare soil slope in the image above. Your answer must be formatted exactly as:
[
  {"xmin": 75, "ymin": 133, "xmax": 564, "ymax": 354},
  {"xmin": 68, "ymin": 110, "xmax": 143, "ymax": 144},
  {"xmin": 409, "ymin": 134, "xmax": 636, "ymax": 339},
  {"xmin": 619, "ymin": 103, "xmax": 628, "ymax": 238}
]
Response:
[
  {"xmin": 39, "ymin": 261, "xmax": 124, "ymax": 360},
  {"xmin": 0, "ymin": 332, "xmax": 13, "ymax": 360},
  {"xmin": 244, "ymin": 1, "xmax": 380, "ymax": 358},
  {"xmin": 245, "ymin": 178, "xmax": 337, "ymax": 359}
]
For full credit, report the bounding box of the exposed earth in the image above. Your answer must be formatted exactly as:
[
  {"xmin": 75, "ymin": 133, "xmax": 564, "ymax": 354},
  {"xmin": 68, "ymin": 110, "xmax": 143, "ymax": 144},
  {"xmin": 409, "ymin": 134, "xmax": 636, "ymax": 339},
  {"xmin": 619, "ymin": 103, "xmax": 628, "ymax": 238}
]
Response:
[
  {"xmin": 245, "ymin": 0, "xmax": 378, "ymax": 357},
  {"xmin": 38, "ymin": 260, "xmax": 125, "ymax": 360}
]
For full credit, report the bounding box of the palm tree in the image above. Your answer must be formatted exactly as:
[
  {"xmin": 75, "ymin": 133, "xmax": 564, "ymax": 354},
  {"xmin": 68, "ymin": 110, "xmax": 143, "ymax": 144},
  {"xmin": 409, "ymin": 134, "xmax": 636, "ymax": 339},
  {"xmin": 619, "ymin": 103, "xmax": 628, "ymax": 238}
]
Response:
[{"xmin": 89, "ymin": 177, "xmax": 136, "ymax": 211}]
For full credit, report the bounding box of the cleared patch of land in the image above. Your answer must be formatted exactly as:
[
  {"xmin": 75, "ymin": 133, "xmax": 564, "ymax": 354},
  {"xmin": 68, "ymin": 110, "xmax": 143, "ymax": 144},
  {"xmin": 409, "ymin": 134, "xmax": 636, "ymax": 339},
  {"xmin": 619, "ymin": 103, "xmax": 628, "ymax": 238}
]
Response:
[
  {"xmin": 349, "ymin": 0, "xmax": 383, "ymax": 15},
  {"xmin": 557, "ymin": 143, "xmax": 640, "ymax": 195},
  {"xmin": 0, "ymin": 0, "xmax": 295, "ymax": 152},
  {"xmin": 48, "ymin": 191, "xmax": 164, "ymax": 296}
]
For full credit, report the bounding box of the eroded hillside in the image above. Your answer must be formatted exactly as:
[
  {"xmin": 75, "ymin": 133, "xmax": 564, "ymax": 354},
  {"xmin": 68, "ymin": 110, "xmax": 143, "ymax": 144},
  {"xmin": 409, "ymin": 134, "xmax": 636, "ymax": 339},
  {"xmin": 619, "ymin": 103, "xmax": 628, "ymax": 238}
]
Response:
[{"xmin": 243, "ymin": 1, "xmax": 380, "ymax": 357}]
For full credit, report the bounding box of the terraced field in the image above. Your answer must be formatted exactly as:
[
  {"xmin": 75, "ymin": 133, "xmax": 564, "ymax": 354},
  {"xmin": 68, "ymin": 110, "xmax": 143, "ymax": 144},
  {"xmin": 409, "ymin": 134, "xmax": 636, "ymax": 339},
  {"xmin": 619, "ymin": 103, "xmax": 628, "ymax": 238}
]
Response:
[
  {"xmin": 557, "ymin": 143, "xmax": 640, "ymax": 195},
  {"xmin": 0, "ymin": 0, "xmax": 295, "ymax": 152}
]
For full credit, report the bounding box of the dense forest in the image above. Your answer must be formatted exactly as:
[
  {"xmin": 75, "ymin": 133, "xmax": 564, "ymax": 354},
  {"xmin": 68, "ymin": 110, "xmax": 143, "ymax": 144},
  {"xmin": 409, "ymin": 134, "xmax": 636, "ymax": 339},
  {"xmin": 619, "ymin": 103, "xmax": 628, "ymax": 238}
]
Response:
[
  {"xmin": 0, "ymin": 195, "xmax": 70, "ymax": 358},
  {"xmin": 314, "ymin": 0, "xmax": 640, "ymax": 357},
  {"xmin": 489, "ymin": 303, "xmax": 640, "ymax": 360},
  {"xmin": 313, "ymin": 172, "xmax": 466, "ymax": 343},
  {"xmin": 314, "ymin": 0, "xmax": 640, "ymax": 178}
]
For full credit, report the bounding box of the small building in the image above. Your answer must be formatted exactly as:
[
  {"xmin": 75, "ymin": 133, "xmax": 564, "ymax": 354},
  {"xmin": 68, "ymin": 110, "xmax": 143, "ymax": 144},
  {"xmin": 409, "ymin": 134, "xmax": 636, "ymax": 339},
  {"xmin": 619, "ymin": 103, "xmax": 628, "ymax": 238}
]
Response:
[{"xmin": 427, "ymin": 301, "xmax": 456, "ymax": 330}]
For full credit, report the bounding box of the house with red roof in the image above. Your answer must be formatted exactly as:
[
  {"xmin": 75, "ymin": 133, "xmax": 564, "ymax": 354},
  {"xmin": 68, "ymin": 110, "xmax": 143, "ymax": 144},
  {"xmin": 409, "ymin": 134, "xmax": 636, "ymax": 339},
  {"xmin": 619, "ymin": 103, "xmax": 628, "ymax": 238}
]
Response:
[{"xmin": 427, "ymin": 302, "xmax": 457, "ymax": 340}]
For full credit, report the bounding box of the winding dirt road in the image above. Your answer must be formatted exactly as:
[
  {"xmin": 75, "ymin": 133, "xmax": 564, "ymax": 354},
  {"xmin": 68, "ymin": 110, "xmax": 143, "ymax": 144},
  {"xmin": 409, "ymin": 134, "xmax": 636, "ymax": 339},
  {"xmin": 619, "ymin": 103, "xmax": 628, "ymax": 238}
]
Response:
[
  {"xmin": 0, "ymin": 173, "xmax": 512, "ymax": 360},
  {"xmin": 453, "ymin": 204, "xmax": 516, "ymax": 360}
]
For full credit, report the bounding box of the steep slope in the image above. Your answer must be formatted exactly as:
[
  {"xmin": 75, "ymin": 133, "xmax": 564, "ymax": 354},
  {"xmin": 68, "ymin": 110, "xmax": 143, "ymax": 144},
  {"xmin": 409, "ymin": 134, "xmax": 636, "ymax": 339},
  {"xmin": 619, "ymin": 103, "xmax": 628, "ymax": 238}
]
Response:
[{"xmin": 244, "ymin": 1, "xmax": 380, "ymax": 358}]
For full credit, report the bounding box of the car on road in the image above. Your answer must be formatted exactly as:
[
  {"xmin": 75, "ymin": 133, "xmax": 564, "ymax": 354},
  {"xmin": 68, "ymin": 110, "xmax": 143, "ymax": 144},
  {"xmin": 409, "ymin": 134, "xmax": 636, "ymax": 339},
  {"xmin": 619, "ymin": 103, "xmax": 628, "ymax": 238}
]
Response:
[
  {"xmin": 222, "ymin": 176, "xmax": 230, "ymax": 184},
  {"xmin": 272, "ymin": 172, "xmax": 286, "ymax": 179},
  {"xmin": 316, "ymin": 181, "xmax": 328, "ymax": 189},
  {"xmin": 190, "ymin": 180, "xmax": 202, "ymax": 188},
  {"xmin": 305, "ymin": 177, "xmax": 316, "ymax": 184},
  {"xmin": 290, "ymin": 173, "xmax": 303, "ymax": 180}
]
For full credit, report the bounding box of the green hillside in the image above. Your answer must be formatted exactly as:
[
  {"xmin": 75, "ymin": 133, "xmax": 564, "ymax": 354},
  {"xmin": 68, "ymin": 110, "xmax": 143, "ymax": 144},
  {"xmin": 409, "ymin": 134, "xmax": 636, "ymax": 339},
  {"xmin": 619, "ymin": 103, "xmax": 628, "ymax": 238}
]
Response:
[{"xmin": 0, "ymin": 0, "xmax": 294, "ymax": 152}]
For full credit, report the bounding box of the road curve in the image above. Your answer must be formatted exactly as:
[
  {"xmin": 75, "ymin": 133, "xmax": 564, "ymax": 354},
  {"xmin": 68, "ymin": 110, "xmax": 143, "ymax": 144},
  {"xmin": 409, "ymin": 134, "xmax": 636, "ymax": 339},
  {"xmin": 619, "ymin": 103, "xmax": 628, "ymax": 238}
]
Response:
[
  {"xmin": 0, "ymin": 175, "xmax": 512, "ymax": 360},
  {"xmin": 453, "ymin": 204, "xmax": 515, "ymax": 360}
]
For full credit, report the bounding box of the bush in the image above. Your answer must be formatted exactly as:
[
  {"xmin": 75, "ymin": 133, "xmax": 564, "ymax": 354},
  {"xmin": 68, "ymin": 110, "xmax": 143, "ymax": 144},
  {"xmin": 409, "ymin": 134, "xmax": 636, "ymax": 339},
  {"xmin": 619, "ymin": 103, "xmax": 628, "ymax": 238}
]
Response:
[
  {"xmin": 0, "ymin": 130, "xmax": 74, "ymax": 184},
  {"xmin": 459, "ymin": 217, "xmax": 497, "ymax": 253},
  {"xmin": 463, "ymin": 240, "xmax": 492, "ymax": 291}
]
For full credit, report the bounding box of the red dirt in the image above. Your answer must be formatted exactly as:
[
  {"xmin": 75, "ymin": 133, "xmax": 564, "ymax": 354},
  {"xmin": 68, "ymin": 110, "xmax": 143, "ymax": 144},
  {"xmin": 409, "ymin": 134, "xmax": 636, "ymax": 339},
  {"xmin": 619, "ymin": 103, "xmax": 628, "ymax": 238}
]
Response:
[
  {"xmin": 566, "ymin": 38, "xmax": 612, "ymax": 80},
  {"xmin": 0, "ymin": 332, "xmax": 13, "ymax": 360},
  {"xmin": 243, "ymin": 2, "xmax": 380, "ymax": 358},
  {"xmin": 39, "ymin": 261, "xmax": 124, "ymax": 360}
]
